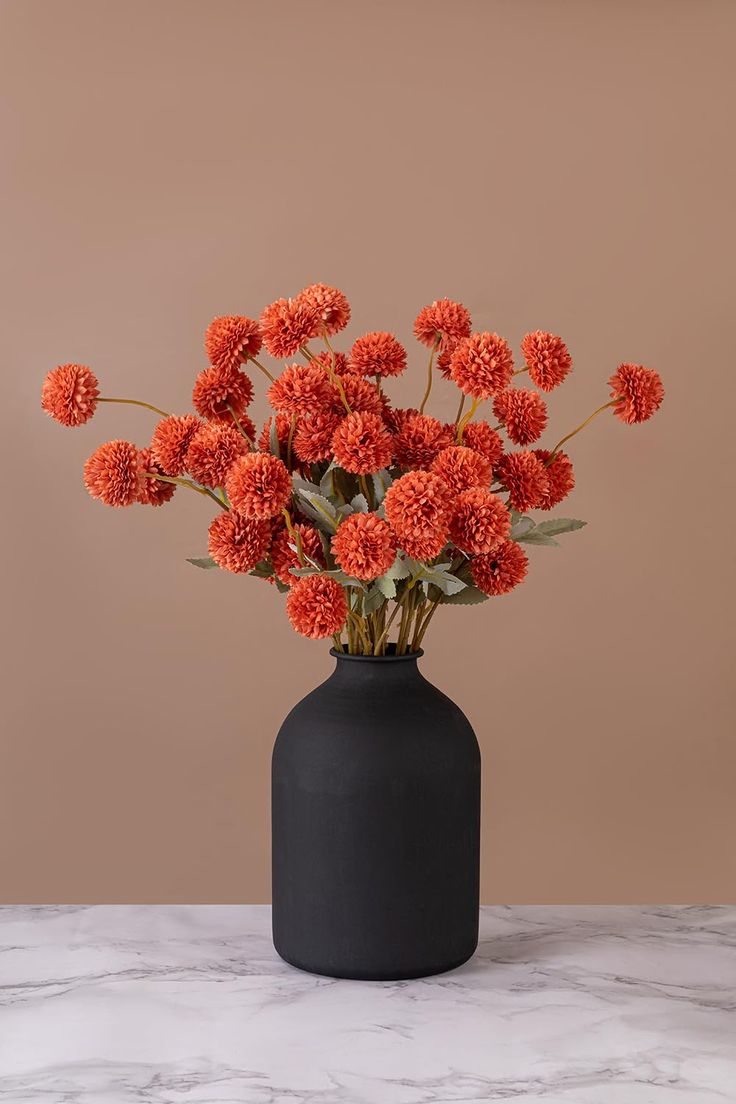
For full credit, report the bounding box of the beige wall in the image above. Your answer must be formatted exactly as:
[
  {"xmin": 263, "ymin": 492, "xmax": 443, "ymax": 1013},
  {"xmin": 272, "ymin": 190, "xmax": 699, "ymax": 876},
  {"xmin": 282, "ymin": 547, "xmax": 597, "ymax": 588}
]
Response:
[{"xmin": 2, "ymin": 0, "xmax": 734, "ymax": 904}]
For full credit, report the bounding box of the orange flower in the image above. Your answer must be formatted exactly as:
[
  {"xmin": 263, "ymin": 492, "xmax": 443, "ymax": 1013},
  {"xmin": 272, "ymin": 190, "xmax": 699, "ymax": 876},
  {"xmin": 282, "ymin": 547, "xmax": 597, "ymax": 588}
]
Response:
[
  {"xmin": 431, "ymin": 445, "xmax": 493, "ymax": 492},
  {"xmin": 258, "ymin": 413, "xmax": 291, "ymax": 456},
  {"xmin": 83, "ymin": 440, "xmax": 141, "ymax": 507},
  {"xmin": 382, "ymin": 405, "xmax": 419, "ymax": 434},
  {"xmin": 293, "ymin": 412, "xmax": 342, "ymax": 463},
  {"xmin": 151, "ymin": 414, "xmax": 203, "ymax": 476},
  {"xmin": 493, "ymin": 388, "xmax": 548, "ymax": 446},
  {"xmin": 137, "ymin": 447, "xmax": 176, "ymax": 507},
  {"xmin": 192, "ymin": 365, "xmax": 254, "ymax": 423},
  {"xmin": 297, "ymin": 284, "xmax": 351, "ymax": 336},
  {"xmin": 436, "ymin": 339, "xmax": 459, "ymax": 380},
  {"xmin": 331, "ymin": 411, "xmax": 393, "ymax": 474},
  {"xmin": 185, "ymin": 423, "xmax": 249, "ymax": 487},
  {"xmin": 326, "ymin": 374, "xmax": 383, "ymax": 416},
  {"xmin": 260, "ymin": 297, "xmax": 321, "ymax": 359},
  {"xmin": 208, "ymin": 510, "xmax": 271, "ymax": 574},
  {"xmin": 349, "ymin": 332, "xmax": 407, "ymax": 378},
  {"xmin": 41, "ymin": 363, "xmax": 99, "ymax": 427},
  {"xmin": 205, "ymin": 315, "xmax": 262, "ymax": 373},
  {"xmin": 471, "ymin": 539, "xmax": 528, "ymax": 596},
  {"xmin": 520, "ymin": 331, "xmax": 572, "ymax": 392},
  {"xmin": 286, "ymin": 575, "xmax": 348, "ymax": 639},
  {"xmin": 609, "ymin": 364, "xmax": 664, "ymax": 424},
  {"xmin": 533, "ymin": 449, "xmax": 575, "ymax": 510},
  {"xmin": 462, "ymin": 421, "xmax": 505, "ymax": 468},
  {"xmin": 393, "ymin": 413, "xmax": 453, "ymax": 470},
  {"xmin": 449, "ymin": 488, "xmax": 510, "ymax": 554},
  {"xmin": 450, "ymin": 333, "xmax": 514, "ymax": 399},
  {"xmin": 413, "ymin": 299, "xmax": 471, "ymax": 348},
  {"xmin": 311, "ymin": 349, "xmax": 354, "ymax": 376},
  {"xmin": 332, "ymin": 512, "xmax": 397, "ymax": 580},
  {"xmin": 271, "ymin": 522, "xmax": 324, "ymax": 585},
  {"xmin": 225, "ymin": 452, "xmax": 292, "ymax": 518},
  {"xmin": 268, "ymin": 363, "xmax": 331, "ymax": 416},
  {"xmin": 496, "ymin": 451, "xmax": 550, "ymax": 512},
  {"xmin": 384, "ymin": 470, "xmax": 452, "ymax": 561}
]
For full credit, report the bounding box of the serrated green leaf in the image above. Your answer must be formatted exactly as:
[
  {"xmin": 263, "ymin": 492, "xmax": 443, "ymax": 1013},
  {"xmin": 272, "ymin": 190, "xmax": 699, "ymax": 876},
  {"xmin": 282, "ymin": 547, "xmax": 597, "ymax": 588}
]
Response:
[
  {"xmin": 294, "ymin": 488, "xmax": 340, "ymax": 533},
  {"xmin": 291, "ymin": 475, "xmax": 321, "ymax": 498},
  {"xmin": 187, "ymin": 556, "xmax": 218, "ymax": 569},
  {"xmin": 362, "ymin": 585, "xmax": 386, "ymax": 614},
  {"xmin": 371, "ymin": 469, "xmax": 392, "ymax": 505},
  {"xmin": 439, "ymin": 584, "xmax": 490, "ymax": 605},
  {"xmin": 535, "ymin": 518, "xmax": 587, "ymax": 537},
  {"xmin": 510, "ymin": 515, "xmax": 535, "ymax": 539},
  {"xmin": 382, "ymin": 555, "xmax": 412, "ymax": 582},
  {"xmin": 249, "ymin": 559, "xmax": 274, "ymax": 579},
  {"xmin": 274, "ymin": 577, "xmax": 290, "ymax": 594},
  {"xmin": 515, "ymin": 530, "xmax": 559, "ymax": 546},
  {"xmin": 319, "ymin": 461, "xmax": 340, "ymax": 501},
  {"xmin": 375, "ymin": 572, "xmax": 397, "ymax": 599},
  {"xmin": 350, "ymin": 493, "xmax": 369, "ymax": 513},
  {"xmin": 420, "ymin": 567, "xmax": 467, "ymax": 595}
]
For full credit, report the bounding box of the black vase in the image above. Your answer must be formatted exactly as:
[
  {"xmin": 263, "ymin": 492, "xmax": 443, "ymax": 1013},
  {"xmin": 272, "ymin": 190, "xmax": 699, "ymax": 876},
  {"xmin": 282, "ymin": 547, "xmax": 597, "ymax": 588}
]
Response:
[{"xmin": 271, "ymin": 647, "xmax": 481, "ymax": 980}]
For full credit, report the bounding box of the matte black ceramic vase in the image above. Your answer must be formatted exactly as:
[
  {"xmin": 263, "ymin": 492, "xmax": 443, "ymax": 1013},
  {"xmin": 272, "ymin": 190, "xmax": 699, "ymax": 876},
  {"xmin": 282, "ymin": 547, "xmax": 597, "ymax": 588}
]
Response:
[{"xmin": 271, "ymin": 648, "xmax": 480, "ymax": 980}]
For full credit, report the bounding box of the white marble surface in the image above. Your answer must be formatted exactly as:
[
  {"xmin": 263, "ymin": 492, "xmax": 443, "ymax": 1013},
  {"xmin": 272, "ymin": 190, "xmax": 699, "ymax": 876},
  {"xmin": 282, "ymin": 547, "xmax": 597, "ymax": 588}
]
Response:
[{"xmin": 0, "ymin": 906, "xmax": 734, "ymax": 1103}]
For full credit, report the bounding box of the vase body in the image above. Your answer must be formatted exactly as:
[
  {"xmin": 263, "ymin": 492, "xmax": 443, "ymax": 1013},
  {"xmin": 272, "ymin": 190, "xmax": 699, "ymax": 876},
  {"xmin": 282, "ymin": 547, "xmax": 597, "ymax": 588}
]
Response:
[{"xmin": 271, "ymin": 649, "xmax": 480, "ymax": 980}]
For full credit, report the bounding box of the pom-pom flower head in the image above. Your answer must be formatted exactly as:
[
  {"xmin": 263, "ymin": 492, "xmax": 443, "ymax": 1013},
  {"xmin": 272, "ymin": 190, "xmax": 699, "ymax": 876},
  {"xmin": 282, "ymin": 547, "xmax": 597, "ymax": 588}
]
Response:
[
  {"xmin": 185, "ymin": 423, "xmax": 250, "ymax": 487},
  {"xmin": 449, "ymin": 488, "xmax": 510, "ymax": 554},
  {"xmin": 151, "ymin": 414, "xmax": 203, "ymax": 476},
  {"xmin": 271, "ymin": 522, "xmax": 324, "ymax": 586},
  {"xmin": 268, "ymin": 363, "xmax": 331, "ymax": 416},
  {"xmin": 533, "ymin": 449, "xmax": 575, "ymax": 510},
  {"xmin": 393, "ymin": 414, "xmax": 454, "ymax": 470},
  {"xmin": 137, "ymin": 448, "xmax": 176, "ymax": 507},
  {"xmin": 208, "ymin": 510, "xmax": 271, "ymax": 574},
  {"xmin": 331, "ymin": 411, "xmax": 393, "ymax": 475},
  {"xmin": 609, "ymin": 364, "xmax": 664, "ymax": 424},
  {"xmin": 298, "ymin": 284, "xmax": 351, "ymax": 336},
  {"xmin": 83, "ymin": 440, "xmax": 141, "ymax": 507},
  {"xmin": 471, "ymin": 539, "xmax": 529, "ymax": 596},
  {"xmin": 293, "ymin": 412, "xmax": 343, "ymax": 463},
  {"xmin": 286, "ymin": 575, "xmax": 348, "ymax": 639},
  {"xmin": 450, "ymin": 333, "xmax": 514, "ymax": 399},
  {"xmin": 349, "ymin": 333, "xmax": 407, "ymax": 378},
  {"xmin": 192, "ymin": 365, "xmax": 254, "ymax": 423},
  {"xmin": 260, "ymin": 297, "xmax": 321, "ymax": 359},
  {"xmin": 332, "ymin": 513, "xmax": 397, "ymax": 581},
  {"xmin": 521, "ymin": 331, "xmax": 572, "ymax": 392},
  {"xmin": 42, "ymin": 364, "xmax": 99, "ymax": 427},
  {"xmin": 225, "ymin": 453, "xmax": 292, "ymax": 519},
  {"xmin": 461, "ymin": 421, "xmax": 505, "ymax": 469},
  {"xmin": 384, "ymin": 470, "xmax": 452, "ymax": 561},
  {"xmin": 431, "ymin": 445, "xmax": 493, "ymax": 493},
  {"xmin": 493, "ymin": 388, "xmax": 548, "ymax": 446},
  {"xmin": 205, "ymin": 316, "xmax": 262, "ymax": 373},
  {"xmin": 414, "ymin": 299, "xmax": 471, "ymax": 348},
  {"xmin": 496, "ymin": 451, "xmax": 550, "ymax": 512}
]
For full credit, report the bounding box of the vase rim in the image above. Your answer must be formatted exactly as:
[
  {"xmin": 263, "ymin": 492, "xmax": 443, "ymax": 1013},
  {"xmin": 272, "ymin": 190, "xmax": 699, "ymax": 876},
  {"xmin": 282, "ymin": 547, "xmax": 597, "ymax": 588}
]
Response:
[{"xmin": 330, "ymin": 646, "xmax": 423, "ymax": 663}]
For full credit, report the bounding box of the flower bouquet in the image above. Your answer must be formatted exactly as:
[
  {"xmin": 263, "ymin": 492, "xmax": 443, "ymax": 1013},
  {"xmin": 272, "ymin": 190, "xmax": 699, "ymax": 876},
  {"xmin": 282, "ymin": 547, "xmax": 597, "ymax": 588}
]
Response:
[
  {"xmin": 41, "ymin": 284, "xmax": 663, "ymax": 656},
  {"xmin": 42, "ymin": 284, "xmax": 664, "ymax": 980}
]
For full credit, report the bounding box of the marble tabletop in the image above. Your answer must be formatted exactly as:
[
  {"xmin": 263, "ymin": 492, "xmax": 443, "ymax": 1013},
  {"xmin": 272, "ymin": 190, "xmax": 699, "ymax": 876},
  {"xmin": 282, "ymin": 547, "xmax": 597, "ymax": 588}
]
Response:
[{"xmin": 0, "ymin": 905, "xmax": 734, "ymax": 1103}]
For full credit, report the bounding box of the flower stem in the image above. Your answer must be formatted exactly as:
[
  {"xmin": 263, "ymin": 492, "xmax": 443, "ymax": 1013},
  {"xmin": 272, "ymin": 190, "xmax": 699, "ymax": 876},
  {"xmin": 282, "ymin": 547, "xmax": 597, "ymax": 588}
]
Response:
[
  {"xmin": 547, "ymin": 399, "xmax": 618, "ymax": 461},
  {"xmin": 373, "ymin": 590, "xmax": 409, "ymax": 654},
  {"xmin": 286, "ymin": 415, "xmax": 296, "ymax": 470},
  {"xmin": 281, "ymin": 507, "xmax": 305, "ymax": 565},
  {"xmin": 454, "ymin": 392, "xmax": 465, "ymax": 426},
  {"xmin": 226, "ymin": 403, "xmax": 253, "ymax": 447},
  {"xmin": 302, "ymin": 342, "xmax": 352, "ymax": 414},
  {"xmin": 98, "ymin": 397, "xmax": 171, "ymax": 417},
  {"xmin": 249, "ymin": 357, "xmax": 276, "ymax": 383},
  {"xmin": 456, "ymin": 397, "xmax": 480, "ymax": 443},
  {"xmin": 419, "ymin": 339, "xmax": 441, "ymax": 415},
  {"xmin": 143, "ymin": 471, "xmax": 226, "ymax": 508}
]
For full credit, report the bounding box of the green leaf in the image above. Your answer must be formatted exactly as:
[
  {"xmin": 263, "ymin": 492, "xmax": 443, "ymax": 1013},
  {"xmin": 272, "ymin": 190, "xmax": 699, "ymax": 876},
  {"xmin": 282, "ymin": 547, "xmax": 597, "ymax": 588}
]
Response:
[
  {"xmin": 375, "ymin": 572, "xmax": 397, "ymax": 599},
  {"xmin": 269, "ymin": 416, "xmax": 280, "ymax": 458},
  {"xmin": 291, "ymin": 475, "xmax": 321, "ymax": 498},
  {"xmin": 420, "ymin": 566, "xmax": 467, "ymax": 595},
  {"xmin": 294, "ymin": 488, "xmax": 340, "ymax": 533},
  {"xmin": 515, "ymin": 530, "xmax": 560, "ymax": 547},
  {"xmin": 319, "ymin": 462, "xmax": 340, "ymax": 502},
  {"xmin": 510, "ymin": 515, "xmax": 535, "ymax": 540},
  {"xmin": 362, "ymin": 585, "xmax": 386, "ymax": 614},
  {"xmin": 371, "ymin": 469, "xmax": 392, "ymax": 506},
  {"xmin": 534, "ymin": 518, "xmax": 587, "ymax": 537},
  {"xmin": 187, "ymin": 556, "xmax": 218, "ymax": 569},
  {"xmin": 249, "ymin": 559, "xmax": 274, "ymax": 579},
  {"xmin": 350, "ymin": 493, "xmax": 369, "ymax": 513},
  {"xmin": 382, "ymin": 554, "xmax": 413, "ymax": 582},
  {"xmin": 439, "ymin": 584, "xmax": 490, "ymax": 605}
]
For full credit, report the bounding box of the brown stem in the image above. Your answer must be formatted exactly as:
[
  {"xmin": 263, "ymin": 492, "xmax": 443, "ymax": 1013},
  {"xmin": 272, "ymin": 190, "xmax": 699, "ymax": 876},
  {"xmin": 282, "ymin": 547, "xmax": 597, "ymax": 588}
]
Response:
[
  {"xmin": 456, "ymin": 397, "xmax": 481, "ymax": 443},
  {"xmin": 373, "ymin": 589, "xmax": 410, "ymax": 654},
  {"xmin": 454, "ymin": 392, "xmax": 465, "ymax": 426},
  {"xmin": 419, "ymin": 339, "xmax": 441, "ymax": 415},
  {"xmin": 547, "ymin": 399, "xmax": 619, "ymax": 461},
  {"xmin": 286, "ymin": 415, "xmax": 296, "ymax": 470},
  {"xmin": 249, "ymin": 356, "xmax": 276, "ymax": 383},
  {"xmin": 226, "ymin": 403, "xmax": 253, "ymax": 447},
  {"xmin": 302, "ymin": 342, "xmax": 352, "ymax": 414},
  {"xmin": 143, "ymin": 472, "xmax": 226, "ymax": 508},
  {"xmin": 98, "ymin": 397, "xmax": 171, "ymax": 417}
]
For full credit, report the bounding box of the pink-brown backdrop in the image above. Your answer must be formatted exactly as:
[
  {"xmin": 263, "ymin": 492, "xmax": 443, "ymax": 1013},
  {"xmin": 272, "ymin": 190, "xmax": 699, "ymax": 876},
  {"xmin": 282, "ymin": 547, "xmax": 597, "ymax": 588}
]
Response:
[{"xmin": 2, "ymin": 0, "xmax": 734, "ymax": 903}]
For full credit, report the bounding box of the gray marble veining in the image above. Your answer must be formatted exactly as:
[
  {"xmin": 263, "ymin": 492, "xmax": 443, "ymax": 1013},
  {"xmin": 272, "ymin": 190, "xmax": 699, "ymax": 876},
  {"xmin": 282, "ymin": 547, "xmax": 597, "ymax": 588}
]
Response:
[{"xmin": 0, "ymin": 905, "xmax": 734, "ymax": 1102}]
